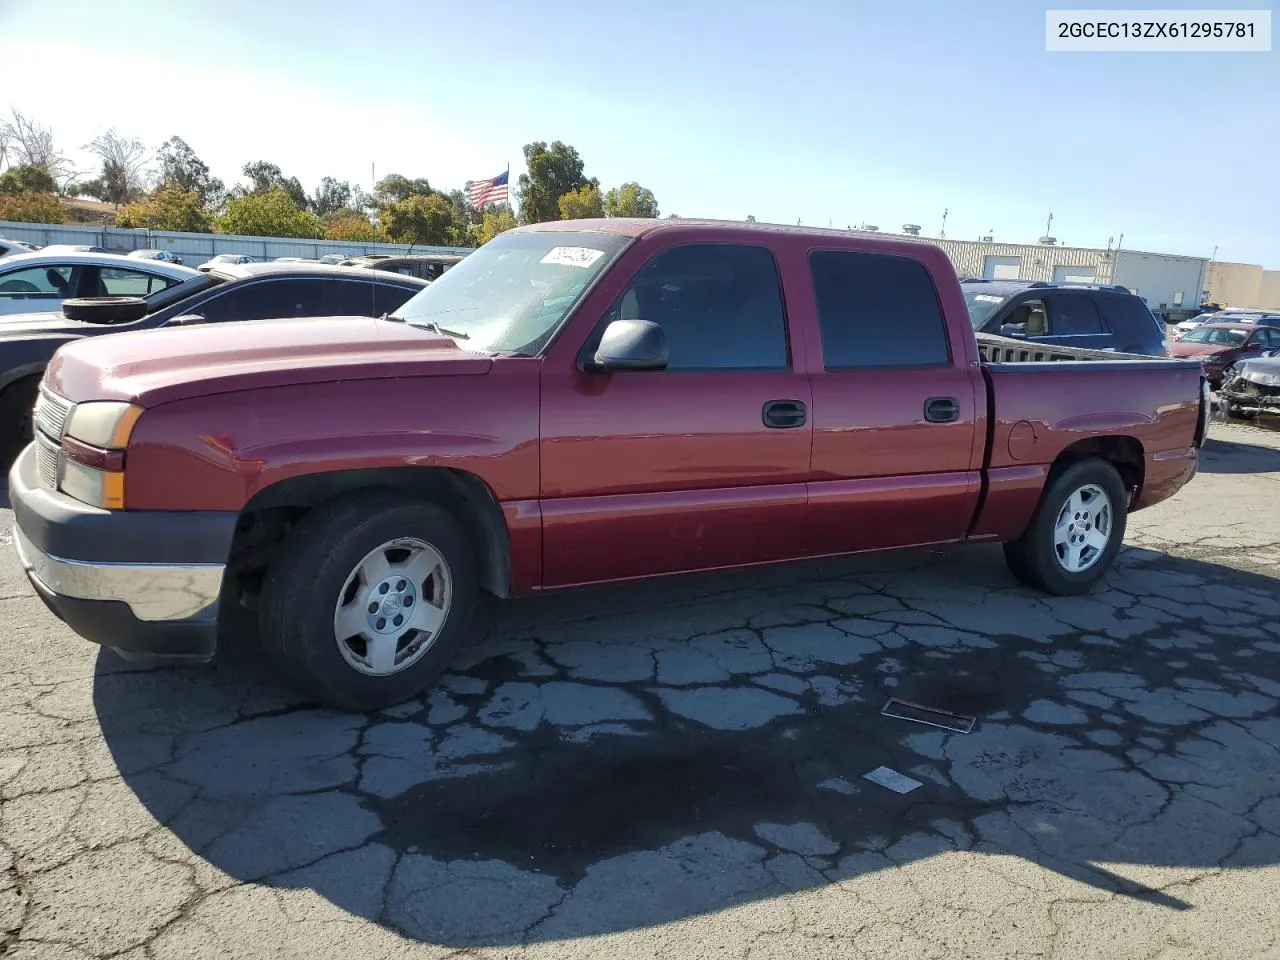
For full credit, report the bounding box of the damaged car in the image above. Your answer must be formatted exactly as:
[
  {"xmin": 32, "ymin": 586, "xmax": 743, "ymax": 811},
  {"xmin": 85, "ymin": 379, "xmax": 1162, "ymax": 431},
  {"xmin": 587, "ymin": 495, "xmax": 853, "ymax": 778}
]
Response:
[{"xmin": 1220, "ymin": 349, "xmax": 1280, "ymax": 418}]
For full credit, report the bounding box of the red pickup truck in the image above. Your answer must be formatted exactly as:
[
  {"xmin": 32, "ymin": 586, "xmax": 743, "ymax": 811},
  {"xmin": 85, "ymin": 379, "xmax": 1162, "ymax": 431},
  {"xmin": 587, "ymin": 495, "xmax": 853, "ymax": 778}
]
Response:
[{"xmin": 10, "ymin": 219, "xmax": 1210, "ymax": 711}]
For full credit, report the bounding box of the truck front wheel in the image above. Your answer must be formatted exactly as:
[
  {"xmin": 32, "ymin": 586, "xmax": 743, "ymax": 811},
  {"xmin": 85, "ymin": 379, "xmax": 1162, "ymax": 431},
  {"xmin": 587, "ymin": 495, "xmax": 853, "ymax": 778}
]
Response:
[
  {"xmin": 1002, "ymin": 458, "xmax": 1127, "ymax": 596},
  {"xmin": 259, "ymin": 492, "xmax": 478, "ymax": 711}
]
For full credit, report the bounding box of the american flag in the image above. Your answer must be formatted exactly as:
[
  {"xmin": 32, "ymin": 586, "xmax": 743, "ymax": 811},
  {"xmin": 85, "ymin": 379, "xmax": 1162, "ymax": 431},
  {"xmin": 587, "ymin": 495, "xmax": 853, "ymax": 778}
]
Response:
[{"xmin": 467, "ymin": 170, "xmax": 508, "ymax": 209}]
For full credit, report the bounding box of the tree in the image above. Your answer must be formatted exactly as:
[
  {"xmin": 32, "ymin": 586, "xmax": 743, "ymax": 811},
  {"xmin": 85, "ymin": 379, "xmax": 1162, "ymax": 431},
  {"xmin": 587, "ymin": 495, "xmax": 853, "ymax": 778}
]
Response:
[
  {"xmin": 156, "ymin": 136, "xmax": 224, "ymax": 206},
  {"xmin": 516, "ymin": 141, "xmax": 595, "ymax": 224},
  {"xmin": 472, "ymin": 207, "xmax": 518, "ymax": 245},
  {"xmin": 746, "ymin": 215, "xmax": 756, "ymax": 222},
  {"xmin": 84, "ymin": 129, "xmax": 148, "ymax": 206},
  {"xmin": 374, "ymin": 174, "xmax": 436, "ymax": 210},
  {"xmin": 0, "ymin": 164, "xmax": 56, "ymax": 196},
  {"xmin": 310, "ymin": 176, "xmax": 352, "ymax": 217},
  {"xmin": 603, "ymin": 182, "xmax": 659, "ymax": 219},
  {"xmin": 240, "ymin": 161, "xmax": 307, "ymax": 209},
  {"xmin": 381, "ymin": 193, "xmax": 455, "ymax": 245},
  {"xmin": 0, "ymin": 192, "xmax": 66, "ymax": 224},
  {"xmin": 115, "ymin": 186, "xmax": 214, "ymax": 232},
  {"xmin": 218, "ymin": 187, "xmax": 320, "ymax": 238},
  {"xmin": 558, "ymin": 184, "xmax": 603, "ymax": 220},
  {"xmin": 323, "ymin": 211, "xmax": 385, "ymax": 242},
  {"xmin": 0, "ymin": 109, "xmax": 76, "ymax": 190}
]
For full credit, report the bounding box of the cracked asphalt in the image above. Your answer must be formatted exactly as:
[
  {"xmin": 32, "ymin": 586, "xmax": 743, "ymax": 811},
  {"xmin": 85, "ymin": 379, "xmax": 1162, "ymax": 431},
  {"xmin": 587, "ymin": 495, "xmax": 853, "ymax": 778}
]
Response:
[{"xmin": 2, "ymin": 420, "xmax": 1279, "ymax": 959}]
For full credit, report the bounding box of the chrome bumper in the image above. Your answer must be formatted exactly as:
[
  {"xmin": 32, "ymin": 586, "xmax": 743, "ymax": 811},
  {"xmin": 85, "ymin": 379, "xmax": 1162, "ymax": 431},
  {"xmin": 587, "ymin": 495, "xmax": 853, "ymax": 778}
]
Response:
[{"xmin": 14, "ymin": 523, "xmax": 224, "ymax": 623}]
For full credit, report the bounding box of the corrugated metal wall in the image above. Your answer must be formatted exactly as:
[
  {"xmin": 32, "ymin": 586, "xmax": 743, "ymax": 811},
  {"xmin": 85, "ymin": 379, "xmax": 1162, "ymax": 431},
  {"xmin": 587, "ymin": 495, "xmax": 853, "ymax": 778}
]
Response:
[{"xmin": 0, "ymin": 220, "xmax": 473, "ymax": 263}]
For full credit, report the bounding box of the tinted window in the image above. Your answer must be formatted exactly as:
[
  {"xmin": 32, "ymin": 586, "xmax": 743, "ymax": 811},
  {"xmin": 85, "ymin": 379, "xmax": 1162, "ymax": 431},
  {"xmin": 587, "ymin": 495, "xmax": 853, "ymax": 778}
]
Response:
[
  {"xmin": 809, "ymin": 250, "xmax": 949, "ymax": 368},
  {"xmin": 374, "ymin": 282, "xmax": 418, "ymax": 317},
  {"xmin": 1047, "ymin": 294, "xmax": 1106, "ymax": 335},
  {"xmin": 98, "ymin": 267, "xmax": 180, "ymax": 297},
  {"xmin": 608, "ymin": 243, "xmax": 788, "ymax": 370},
  {"xmin": 188, "ymin": 278, "xmax": 350, "ymax": 323},
  {"xmin": 0, "ymin": 264, "xmax": 73, "ymax": 296},
  {"xmin": 1100, "ymin": 295, "xmax": 1163, "ymax": 345}
]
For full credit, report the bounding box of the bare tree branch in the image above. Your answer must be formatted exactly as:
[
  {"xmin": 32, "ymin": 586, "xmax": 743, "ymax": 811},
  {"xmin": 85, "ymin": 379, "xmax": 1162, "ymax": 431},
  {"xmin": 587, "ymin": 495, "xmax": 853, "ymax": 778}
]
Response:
[
  {"xmin": 0, "ymin": 109, "xmax": 75, "ymax": 186},
  {"xmin": 84, "ymin": 128, "xmax": 149, "ymax": 206}
]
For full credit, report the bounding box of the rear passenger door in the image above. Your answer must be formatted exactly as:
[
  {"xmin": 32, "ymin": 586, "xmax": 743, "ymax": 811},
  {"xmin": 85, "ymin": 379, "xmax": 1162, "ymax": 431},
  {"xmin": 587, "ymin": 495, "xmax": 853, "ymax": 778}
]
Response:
[
  {"xmin": 538, "ymin": 241, "xmax": 812, "ymax": 587},
  {"xmin": 1040, "ymin": 292, "xmax": 1113, "ymax": 351},
  {"xmin": 806, "ymin": 249, "xmax": 982, "ymax": 555}
]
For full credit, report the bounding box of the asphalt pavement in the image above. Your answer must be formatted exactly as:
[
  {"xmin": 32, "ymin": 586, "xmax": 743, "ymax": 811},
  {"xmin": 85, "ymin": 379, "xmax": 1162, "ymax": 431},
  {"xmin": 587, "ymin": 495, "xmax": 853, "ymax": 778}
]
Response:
[{"xmin": 2, "ymin": 419, "xmax": 1279, "ymax": 960}]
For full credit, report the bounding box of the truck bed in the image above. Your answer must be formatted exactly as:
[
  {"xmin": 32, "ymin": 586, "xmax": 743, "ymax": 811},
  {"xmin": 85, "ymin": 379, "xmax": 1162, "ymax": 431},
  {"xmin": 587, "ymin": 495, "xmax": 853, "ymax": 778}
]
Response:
[{"xmin": 976, "ymin": 332, "xmax": 1179, "ymax": 365}]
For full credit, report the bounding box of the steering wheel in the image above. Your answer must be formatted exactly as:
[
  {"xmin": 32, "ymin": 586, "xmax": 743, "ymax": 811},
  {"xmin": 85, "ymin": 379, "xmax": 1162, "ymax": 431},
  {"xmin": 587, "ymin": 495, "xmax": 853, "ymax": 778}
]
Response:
[{"xmin": 0, "ymin": 279, "xmax": 40, "ymax": 293}]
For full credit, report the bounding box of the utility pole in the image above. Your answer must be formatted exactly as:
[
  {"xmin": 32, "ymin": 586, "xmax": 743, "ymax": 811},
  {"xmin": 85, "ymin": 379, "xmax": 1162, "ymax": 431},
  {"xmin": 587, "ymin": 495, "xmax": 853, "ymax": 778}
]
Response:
[
  {"xmin": 940, "ymin": 208, "xmax": 948, "ymax": 238},
  {"xmin": 1045, "ymin": 211, "xmax": 1054, "ymax": 236}
]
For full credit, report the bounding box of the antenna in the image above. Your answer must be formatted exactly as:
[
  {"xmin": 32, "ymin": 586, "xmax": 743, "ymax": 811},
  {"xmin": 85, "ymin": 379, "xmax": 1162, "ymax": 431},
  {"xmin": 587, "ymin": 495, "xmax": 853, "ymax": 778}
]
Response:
[
  {"xmin": 940, "ymin": 208, "xmax": 948, "ymax": 238},
  {"xmin": 1046, "ymin": 211, "xmax": 1054, "ymax": 235}
]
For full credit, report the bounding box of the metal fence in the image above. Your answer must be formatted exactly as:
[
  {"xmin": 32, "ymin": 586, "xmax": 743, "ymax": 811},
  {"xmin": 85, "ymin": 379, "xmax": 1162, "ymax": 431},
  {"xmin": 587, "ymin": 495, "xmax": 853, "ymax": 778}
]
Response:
[{"xmin": 0, "ymin": 219, "xmax": 474, "ymax": 264}]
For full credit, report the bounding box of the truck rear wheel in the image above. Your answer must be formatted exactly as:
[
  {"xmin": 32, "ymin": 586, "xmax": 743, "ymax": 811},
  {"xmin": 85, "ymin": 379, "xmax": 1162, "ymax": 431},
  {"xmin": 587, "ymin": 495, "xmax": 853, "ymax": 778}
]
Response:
[
  {"xmin": 258, "ymin": 492, "xmax": 478, "ymax": 711},
  {"xmin": 1002, "ymin": 458, "xmax": 1127, "ymax": 596}
]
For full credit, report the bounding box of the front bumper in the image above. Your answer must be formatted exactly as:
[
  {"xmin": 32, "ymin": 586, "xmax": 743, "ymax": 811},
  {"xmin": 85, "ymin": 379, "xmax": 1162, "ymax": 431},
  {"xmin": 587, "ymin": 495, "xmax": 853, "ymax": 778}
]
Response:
[
  {"xmin": 9, "ymin": 443, "xmax": 238, "ymax": 661},
  {"xmin": 1220, "ymin": 380, "xmax": 1280, "ymax": 414}
]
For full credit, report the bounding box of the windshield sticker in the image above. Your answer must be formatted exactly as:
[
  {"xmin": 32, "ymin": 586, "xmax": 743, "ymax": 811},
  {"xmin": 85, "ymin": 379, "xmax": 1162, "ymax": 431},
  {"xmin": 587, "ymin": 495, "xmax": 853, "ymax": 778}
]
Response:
[
  {"xmin": 973, "ymin": 294, "xmax": 1003, "ymax": 303},
  {"xmin": 540, "ymin": 246, "xmax": 605, "ymax": 269}
]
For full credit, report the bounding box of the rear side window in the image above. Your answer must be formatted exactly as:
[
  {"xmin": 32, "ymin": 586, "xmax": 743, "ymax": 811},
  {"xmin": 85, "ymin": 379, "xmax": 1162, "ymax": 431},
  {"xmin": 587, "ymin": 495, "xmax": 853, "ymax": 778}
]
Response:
[
  {"xmin": 1046, "ymin": 294, "xmax": 1106, "ymax": 335},
  {"xmin": 809, "ymin": 250, "xmax": 950, "ymax": 368},
  {"xmin": 1099, "ymin": 295, "xmax": 1163, "ymax": 345}
]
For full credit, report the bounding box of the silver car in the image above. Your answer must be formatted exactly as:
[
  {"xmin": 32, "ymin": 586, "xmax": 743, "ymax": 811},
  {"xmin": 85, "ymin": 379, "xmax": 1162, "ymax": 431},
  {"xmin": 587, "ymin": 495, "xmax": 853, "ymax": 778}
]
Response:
[
  {"xmin": 128, "ymin": 248, "xmax": 185, "ymax": 265},
  {"xmin": 196, "ymin": 253, "xmax": 255, "ymax": 272},
  {"xmin": 0, "ymin": 251, "xmax": 200, "ymax": 317}
]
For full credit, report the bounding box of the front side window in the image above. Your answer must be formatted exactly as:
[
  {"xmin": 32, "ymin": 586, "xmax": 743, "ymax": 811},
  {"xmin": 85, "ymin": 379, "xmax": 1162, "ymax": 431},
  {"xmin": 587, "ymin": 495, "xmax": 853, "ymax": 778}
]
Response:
[
  {"xmin": 390, "ymin": 229, "xmax": 631, "ymax": 354},
  {"xmin": 810, "ymin": 249, "xmax": 950, "ymax": 368},
  {"xmin": 189, "ymin": 278, "xmax": 329, "ymax": 323},
  {"xmin": 0, "ymin": 264, "xmax": 74, "ymax": 298},
  {"xmin": 602, "ymin": 243, "xmax": 789, "ymax": 370}
]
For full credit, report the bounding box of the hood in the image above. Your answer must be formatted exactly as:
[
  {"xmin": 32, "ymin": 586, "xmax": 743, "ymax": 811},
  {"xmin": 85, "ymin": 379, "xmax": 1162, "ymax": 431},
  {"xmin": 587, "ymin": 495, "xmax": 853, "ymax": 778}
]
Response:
[
  {"xmin": 0, "ymin": 311, "xmax": 94, "ymax": 338},
  {"xmin": 1166, "ymin": 340, "xmax": 1234, "ymax": 359},
  {"xmin": 1236, "ymin": 355, "xmax": 1280, "ymax": 386},
  {"xmin": 46, "ymin": 315, "xmax": 493, "ymax": 406}
]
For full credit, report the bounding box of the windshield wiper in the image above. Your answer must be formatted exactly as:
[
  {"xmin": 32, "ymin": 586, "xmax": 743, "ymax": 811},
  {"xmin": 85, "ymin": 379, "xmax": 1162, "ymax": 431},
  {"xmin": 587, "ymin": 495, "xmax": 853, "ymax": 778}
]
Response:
[{"xmin": 422, "ymin": 320, "xmax": 470, "ymax": 340}]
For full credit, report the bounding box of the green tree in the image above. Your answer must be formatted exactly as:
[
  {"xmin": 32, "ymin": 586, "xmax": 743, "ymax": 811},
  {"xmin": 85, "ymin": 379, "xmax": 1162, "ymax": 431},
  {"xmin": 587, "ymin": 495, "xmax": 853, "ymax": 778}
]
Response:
[
  {"xmin": 603, "ymin": 182, "xmax": 659, "ymax": 219},
  {"xmin": 310, "ymin": 176, "xmax": 353, "ymax": 216},
  {"xmin": 0, "ymin": 163, "xmax": 57, "ymax": 196},
  {"xmin": 0, "ymin": 191, "xmax": 65, "ymax": 224},
  {"xmin": 240, "ymin": 161, "xmax": 307, "ymax": 209},
  {"xmin": 472, "ymin": 207, "xmax": 518, "ymax": 245},
  {"xmin": 156, "ymin": 136, "xmax": 224, "ymax": 206},
  {"xmin": 323, "ymin": 211, "xmax": 385, "ymax": 242},
  {"xmin": 374, "ymin": 174, "xmax": 436, "ymax": 209},
  {"xmin": 217, "ymin": 187, "xmax": 320, "ymax": 238},
  {"xmin": 381, "ymin": 193, "xmax": 455, "ymax": 245},
  {"xmin": 115, "ymin": 186, "xmax": 214, "ymax": 232},
  {"xmin": 558, "ymin": 184, "xmax": 603, "ymax": 220},
  {"xmin": 516, "ymin": 141, "xmax": 595, "ymax": 224}
]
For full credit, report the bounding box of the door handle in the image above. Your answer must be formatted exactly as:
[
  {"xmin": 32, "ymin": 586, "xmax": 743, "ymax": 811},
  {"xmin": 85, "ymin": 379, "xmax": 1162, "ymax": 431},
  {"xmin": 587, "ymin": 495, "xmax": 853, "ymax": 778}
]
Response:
[
  {"xmin": 924, "ymin": 397, "xmax": 960, "ymax": 423},
  {"xmin": 763, "ymin": 399, "xmax": 807, "ymax": 429}
]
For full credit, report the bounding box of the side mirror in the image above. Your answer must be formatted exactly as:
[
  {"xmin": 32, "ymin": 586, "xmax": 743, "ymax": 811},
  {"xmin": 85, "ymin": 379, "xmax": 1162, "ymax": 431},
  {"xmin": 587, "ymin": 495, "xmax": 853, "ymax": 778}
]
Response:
[
  {"xmin": 167, "ymin": 313, "xmax": 207, "ymax": 326},
  {"xmin": 999, "ymin": 323, "xmax": 1028, "ymax": 339},
  {"xmin": 588, "ymin": 319, "xmax": 669, "ymax": 372}
]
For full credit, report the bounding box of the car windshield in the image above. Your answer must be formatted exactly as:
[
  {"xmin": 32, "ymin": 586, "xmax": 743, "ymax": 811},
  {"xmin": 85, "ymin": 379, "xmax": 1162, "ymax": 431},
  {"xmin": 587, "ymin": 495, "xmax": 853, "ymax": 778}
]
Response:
[
  {"xmin": 962, "ymin": 290, "xmax": 1010, "ymax": 329},
  {"xmin": 389, "ymin": 229, "xmax": 631, "ymax": 354},
  {"xmin": 1182, "ymin": 327, "xmax": 1247, "ymax": 345}
]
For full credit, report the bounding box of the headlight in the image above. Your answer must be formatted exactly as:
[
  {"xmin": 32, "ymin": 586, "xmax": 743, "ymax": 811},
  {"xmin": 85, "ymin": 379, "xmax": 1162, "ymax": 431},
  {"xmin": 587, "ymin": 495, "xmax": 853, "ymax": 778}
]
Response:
[{"xmin": 63, "ymin": 401, "xmax": 143, "ymax": 449}]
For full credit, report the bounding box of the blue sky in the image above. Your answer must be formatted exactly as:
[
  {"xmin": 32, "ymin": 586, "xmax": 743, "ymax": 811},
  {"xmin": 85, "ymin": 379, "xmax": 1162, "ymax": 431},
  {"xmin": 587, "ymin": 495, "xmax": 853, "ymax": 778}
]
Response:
[{"xmin": 0, "ymin": 0, "xmax": 1276, "ymax": 264}]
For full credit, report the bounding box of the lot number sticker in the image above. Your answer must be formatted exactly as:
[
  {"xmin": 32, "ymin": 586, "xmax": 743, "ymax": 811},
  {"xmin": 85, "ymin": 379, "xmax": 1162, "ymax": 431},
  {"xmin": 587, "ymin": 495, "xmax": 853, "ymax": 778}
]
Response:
[
  {"xmin": 974, "ymin": 294, "xmax": 1004, "ymax": 303},
  {"xmin": 540, "ymin": 246, "xmax": 605, "ymax": 268}
]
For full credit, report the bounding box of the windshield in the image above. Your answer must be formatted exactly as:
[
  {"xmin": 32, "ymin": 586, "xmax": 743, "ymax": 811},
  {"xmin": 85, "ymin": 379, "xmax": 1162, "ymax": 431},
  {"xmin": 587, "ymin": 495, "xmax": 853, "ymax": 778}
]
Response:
[
  {"xmin": 962, "ymin": 290, "xmax": 1010, "ymax": 329},
  {"xmin": 389, "ymin": 229, "xmax": 631, "ymax": 354},
  {"xmin": 1182, "ymin": 327, "xmax": 1247, "ymax": 345}
]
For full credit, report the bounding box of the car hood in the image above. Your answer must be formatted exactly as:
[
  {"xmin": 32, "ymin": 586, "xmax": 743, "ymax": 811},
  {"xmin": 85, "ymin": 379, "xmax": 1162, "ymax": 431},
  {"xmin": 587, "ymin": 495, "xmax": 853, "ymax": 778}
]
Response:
[
  {"xmin": 1166, "ymin": 341, "xmax": 1234, "ymax": 359},
  {"xmin": 1235, "ymin": 356, "xmax": 1280, "ymax": 386},
  {"xmin": 46, "ymin": 315, "xmax": 493, "ymax": 406}
]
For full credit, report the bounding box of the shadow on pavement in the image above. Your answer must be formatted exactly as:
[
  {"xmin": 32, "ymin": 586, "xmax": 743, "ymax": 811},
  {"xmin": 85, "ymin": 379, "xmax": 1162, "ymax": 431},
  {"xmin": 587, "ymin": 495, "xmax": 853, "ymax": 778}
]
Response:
[
  {"xmin": 94, "ymin": 544, "xmax": 1280, "ymax": 948},
  {"xmin": 1198, "ymin": 435, "xmax": 1280, "ymax": 474}
]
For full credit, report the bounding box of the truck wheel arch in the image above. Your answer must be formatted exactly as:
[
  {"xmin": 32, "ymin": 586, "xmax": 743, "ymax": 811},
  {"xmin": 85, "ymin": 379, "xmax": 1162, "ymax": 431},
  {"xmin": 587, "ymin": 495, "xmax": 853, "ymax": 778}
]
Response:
[
  {"xmin": 1048, "ymin": 436, "xmax": 1145, "ymax": 506},
  {"xmin": 232, "ymin": 466, "xmax": 512, "ymax": 600}
]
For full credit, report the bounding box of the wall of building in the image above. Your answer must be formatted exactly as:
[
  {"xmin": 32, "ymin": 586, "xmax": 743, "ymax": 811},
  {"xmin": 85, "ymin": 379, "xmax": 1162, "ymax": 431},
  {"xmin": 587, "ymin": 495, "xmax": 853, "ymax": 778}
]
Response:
[
  {"xmin": 1206, "ymin": 261, "xmax": 1264, "ymax": 307},
  {"xmin": 1111, "ymin": 250, "xmax": 1208, "ymax": 311},
  {"xmin": 906, "ymin": 237, "xmax": 1114, "ymax": 284},
  {"xmin": 1258, "ymin": 271, "xmax": 1280, "ymax": 310}
]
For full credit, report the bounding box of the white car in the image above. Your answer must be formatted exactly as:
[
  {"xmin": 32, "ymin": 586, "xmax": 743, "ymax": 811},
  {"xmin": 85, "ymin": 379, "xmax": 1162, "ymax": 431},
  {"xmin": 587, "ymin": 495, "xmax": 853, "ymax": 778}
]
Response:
[
  {"xmin": 0, "ymin": 238, "xmax": 40, "ymax": 258},
  {"xmin": 196, "ymin": 253, "xmax": 255, "ymax": 272},
  {"xmin": 0, "ymin": 251, "xmax": 200, "ymax": 316},
  {"xmin": 1174, "ymin": 308, "xmax": 1277, "ymax": 339},
  {"xmin": 128, "ymin": 248, "xmax": 185, "ymax": 265}
]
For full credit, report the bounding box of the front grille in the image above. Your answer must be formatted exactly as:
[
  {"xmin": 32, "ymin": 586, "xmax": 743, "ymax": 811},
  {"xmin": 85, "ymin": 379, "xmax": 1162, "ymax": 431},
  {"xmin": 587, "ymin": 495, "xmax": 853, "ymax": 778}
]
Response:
[
  {"xmin": 35, "ymin": 433, "xmax": 59, "ymax": 489},
  {"xmin": 34, "ymin": 385, "xmax": 72, "ymax": 439}
]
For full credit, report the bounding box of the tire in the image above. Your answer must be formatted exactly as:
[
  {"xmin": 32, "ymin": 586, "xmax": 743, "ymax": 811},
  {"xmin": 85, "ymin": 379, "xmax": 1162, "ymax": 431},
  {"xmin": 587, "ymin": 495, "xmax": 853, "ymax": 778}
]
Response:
[
  {"xmin": 258, "ymin": 491, "xmax": 478, "ymax": 711},
  {"xmin": 1003, "ymin": 458, "xmax": 1128, "ymax": 596},
  {"xmin": 0, "ymin": 375, "xmax": 40, "ymax": 465},
  {"xmin": 61, "ymin": 296, "xmax": 149, "ymax": 324}
]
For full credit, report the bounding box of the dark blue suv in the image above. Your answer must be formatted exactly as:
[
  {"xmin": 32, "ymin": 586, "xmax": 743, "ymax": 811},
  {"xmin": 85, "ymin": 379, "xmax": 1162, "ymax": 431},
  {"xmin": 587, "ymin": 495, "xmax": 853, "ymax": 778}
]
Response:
[{"xmin": 961, "ymin": 279, "xmax": 1168, "ymax": 356}]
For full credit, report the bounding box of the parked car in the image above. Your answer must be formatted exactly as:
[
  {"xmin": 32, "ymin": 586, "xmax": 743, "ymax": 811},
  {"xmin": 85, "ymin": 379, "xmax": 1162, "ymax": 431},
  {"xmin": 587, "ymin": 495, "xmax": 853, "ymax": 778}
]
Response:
[
  {"xmin": 961, "ymin": 279, "xmax": 1168, "ymax": 355},
  {"xmin": 7, "ymin": 219, "xmax": 1209, "ymax": 711},
  {"xmin": 1172, "ymin": 308, "xmax": 1278, "ymax": 339},
  {"xmin": 1219, "ymin": 350, "xmax": 1280, "ymax": 418},
  {"xmin": 0, "ymin": 262, "xmax": 426, "ymax": 456},
  {"xmin": 128, "ymin": 248, "xmax": 185, "ymax": 265},
  {"xmin": 0, "ymin": 251, "xmax": 197, "ymax": 317},
  {"xmin": 342, "ymin": 253, "xmax": 467, "ymax": 281},
  {"xmin": 1165, "ymin": 322, "xmax": 1280, "ymax": 388},
  {"xmin": 196, "ymin": 253, "xmax": 255, "ymax": 272},
  {"xmin": 318, "ymin": 254, "xmax": 351, "ymax": 265},
  {"xmin": 36, "ymin": 244, "xmax": 109, "ymax": 254},
  {"xmin": 0, "ymin": 238, "xmax": 40, "ymax": 258}
]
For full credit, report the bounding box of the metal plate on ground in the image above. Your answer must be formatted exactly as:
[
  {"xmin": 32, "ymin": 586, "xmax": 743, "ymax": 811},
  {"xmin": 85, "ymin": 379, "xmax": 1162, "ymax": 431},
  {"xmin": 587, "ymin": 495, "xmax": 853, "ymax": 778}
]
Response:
[
  {"xmin": 863, "ymin": 766, "xmax": 924, "ymax": 794},
  {"xmin": 882, "ymin": 697, "xmax": 976, "ymax": 734}
]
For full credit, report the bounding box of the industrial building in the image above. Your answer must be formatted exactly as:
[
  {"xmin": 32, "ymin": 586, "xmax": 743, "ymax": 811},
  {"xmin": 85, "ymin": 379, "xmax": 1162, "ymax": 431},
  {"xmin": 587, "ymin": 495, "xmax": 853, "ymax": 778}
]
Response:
[
  {"xmin": 1205, "ymin": 261, "xmax": 1280, "ymax": 310},
  {"xmin": 849, "ymin": 227, "xmax": 1210, "ymax": 317}
]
